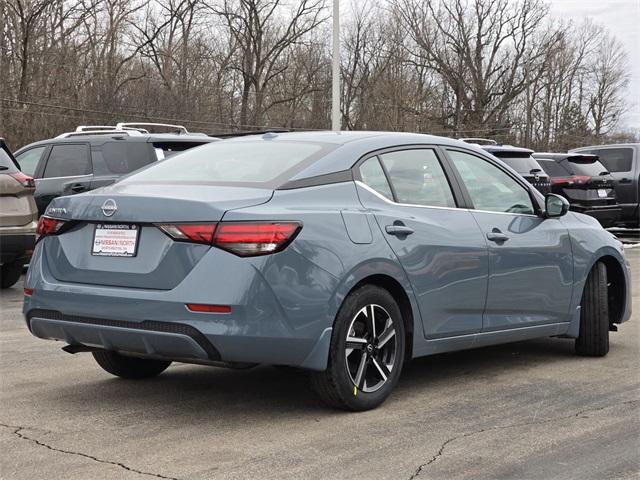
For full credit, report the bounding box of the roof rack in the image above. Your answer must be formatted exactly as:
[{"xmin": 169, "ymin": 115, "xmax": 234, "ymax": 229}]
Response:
[
  {"xmin": 74, "ymin": 125, "xmax": 149, "ymax": 133},
  {"xmin": 116, "ymin": 122, "xmax": 188, "ymax": 134},
  {"xmin": 56, "ymin": 129, "xmax": 144, "ymax": 138},
  {"xmin": 460, "ymin": 137, "xmax": 498, "ymax": 145}
]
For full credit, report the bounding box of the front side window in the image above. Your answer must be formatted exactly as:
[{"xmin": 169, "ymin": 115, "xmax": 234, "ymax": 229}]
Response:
[
  {"xmin": 15, "ymin": 146, "xmax": 46, "ymax": 176},
  {"xmin": 448, "ymin": 150, "xmax": 534, "ymax": 215},
  {"xmin": 593, "ymin": 148, "xmax": 633, "ymax": 172},
  {"xmin": 378, "ymin": 149, "xmax": 456, "ymax": 208},
  {"xmin": 43, "ymin": 144, "xmax": 91, "ymax": 178},
  {"xmin": 359, "ymin": 156, "xmax": 393, "ymax": 200}
]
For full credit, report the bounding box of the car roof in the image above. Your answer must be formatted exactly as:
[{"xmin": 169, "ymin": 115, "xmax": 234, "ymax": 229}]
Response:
[
  {"xmin": 15, "ymin": 133, "xmax": 218, "ymax": 154},
  {"xmin": 533, "ymin": 152, "xmax": 599, "ymax": 162},
  {"xmin": 481, "ymin": 144, "xmax": 534, "ymax": 155},
  {"xmin": 571, "ymin": 143, "xmax": 639, "ymax": 151},
  {"xmin": 217, "ymin": 130, "xmax": 494, "ymax": 180}
]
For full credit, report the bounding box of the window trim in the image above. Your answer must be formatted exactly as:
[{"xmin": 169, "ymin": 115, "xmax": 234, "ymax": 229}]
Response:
[
  {"xmin": 352, "ymin": 144, "xmax": 468, "ymax": 209},
  {"xmin": 40, "ymin": 142, "xmax": 92, "ymax": 179},
  {"xmin": 442, "ymin": 147, "xmax": 543, "ymax": 217}
]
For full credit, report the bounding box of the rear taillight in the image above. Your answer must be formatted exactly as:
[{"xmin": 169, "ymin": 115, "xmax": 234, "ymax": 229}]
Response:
[
  {"xmin": 10, "ymin": 172, "xmax": 35, "ymax": 189},
  {"xmin": 214, "ymin": 222, "xmax": 301, "ymax": 256},
  {"xmin": 157, "ymin": 221, "xmax": 301, "ymax": 256},
  {"xmin": 157, "ymin": 224, "xmax": 217, "ymax": 245},
  {"xmin": 35, "ymin": 216, "xmax": 66, "ymax": 240},
  {"xmin": 551, "ymin": 175, "xmax": 590, "ymax": 186}
]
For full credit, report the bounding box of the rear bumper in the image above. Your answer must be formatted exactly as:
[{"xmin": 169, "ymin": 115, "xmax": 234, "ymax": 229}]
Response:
[
  {"xmin": 0, "ymin": 232, "xmax": 36, "ymax": 263},
  {"xmin": 23, "ymin": 241, "xmax": 336, "ymax": 371},
  {"xmin": 570, "ymin": 205, "xmax": 622, "ymax": 228}
]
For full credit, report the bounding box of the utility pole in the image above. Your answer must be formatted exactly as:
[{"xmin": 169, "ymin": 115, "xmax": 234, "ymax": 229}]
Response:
[{"xmin": 331, "ymin": 0, "xmax": 340, "ymax": 131}]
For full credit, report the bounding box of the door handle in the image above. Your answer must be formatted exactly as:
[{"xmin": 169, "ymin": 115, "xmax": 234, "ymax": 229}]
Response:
[
  {"xmin": 69, "ymin": 183, "xmax": 88, "ymax": 193},
  {"xmin": 619, "ymin": 178, "xmax": 631, "ymax": 184},
  {"xmin": 486, "ymin": 231, "xmax": 509, "ymax": 243},
  {"xmin": 385, "ymin": 225, "xmax": 415, "ymax": 236}
]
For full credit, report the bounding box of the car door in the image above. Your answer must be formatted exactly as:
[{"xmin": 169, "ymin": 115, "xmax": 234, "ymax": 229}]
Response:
[
  {"xmin": 445, "ymin": 148, "xmax": 573, "ymax": 331},
  {"xmin": 34, "ymin": 143, "xmax": 92, "ymax": 215},
  {"xmin": 355, "ymin": 147, "xmax": 488, "ymax": 339},
  {"xmin": 589, "ymin": 147, "xmax": 638, "ymax": 222}
]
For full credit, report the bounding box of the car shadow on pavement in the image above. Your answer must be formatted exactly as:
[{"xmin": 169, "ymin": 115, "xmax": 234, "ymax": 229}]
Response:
[{"xmin": 35, "ymin": 336, "xmax": 589, "ymax": 420}]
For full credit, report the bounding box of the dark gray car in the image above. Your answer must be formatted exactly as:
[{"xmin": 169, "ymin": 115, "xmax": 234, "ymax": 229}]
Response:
[
  {"xmin": 24, "ymin": 131, "xmax": 632, "ymax": 410},
  {"xmin": 14, "ymin": 124, "xmax": 218, "ymax": 216},
  {"xmin": 570, "ymin": 144, "xmax": 639, "ymax": 228}
]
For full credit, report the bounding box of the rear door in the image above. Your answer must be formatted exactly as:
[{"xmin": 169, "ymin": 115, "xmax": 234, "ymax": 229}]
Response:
[
  {"xmin": 35, "ymin": 143, "xmax": 92, "ymax": 215},
  {"xmin": 445, "ymin": 148, "xmax": 573, "ymax": 331},
  {"xmin": 355, "ymin": 147, "xmax": 488, "ymax": 339},
  {"xmin": 589, "ymin": 147, "xmax": 638, "ymax": 221},
  {"xmin": 90, "ymin": 141, "xmax": 157, "ymax": 189}
]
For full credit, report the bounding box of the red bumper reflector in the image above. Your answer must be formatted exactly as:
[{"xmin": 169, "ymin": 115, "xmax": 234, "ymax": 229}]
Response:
[
  {"xmin": 24, "ymin": 288, "xmax": 33, "ymax": 297},
  {"xmin": 186, "ymin": 303, "xmax": 231, "ymax": 314}
]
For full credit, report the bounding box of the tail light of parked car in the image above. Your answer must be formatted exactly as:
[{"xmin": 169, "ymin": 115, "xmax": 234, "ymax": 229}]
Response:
[
  {"xmin": 36, "ymin": 216, "xmax": 67, "ymax": 241},
  {"xmin": 9, "ymin": 171, "xmax": 35, "ymax": 189},
  {"xmin": 550, "ymin": 175, "xmax": 591, "ymax": 186},
  {"xmin": 157, "ymin": 221, "xmax": 301, "ymax": 257}
]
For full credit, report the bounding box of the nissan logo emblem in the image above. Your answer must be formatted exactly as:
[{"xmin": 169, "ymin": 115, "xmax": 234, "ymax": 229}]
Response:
[{"xmin": 101, "ymin": 199, "xmax": 117, "ymax": 217}]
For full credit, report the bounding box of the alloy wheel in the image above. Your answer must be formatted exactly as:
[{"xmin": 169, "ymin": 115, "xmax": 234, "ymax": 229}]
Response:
[{"xmin": 345, "ymin": 304, "xmax": 398, "ymax": 393}]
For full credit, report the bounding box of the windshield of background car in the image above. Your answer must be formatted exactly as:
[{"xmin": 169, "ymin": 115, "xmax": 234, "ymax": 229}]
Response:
[
  {"xmin": 123, "ymin": 140, "xmax": 334, "ymax": 187},
  {"xmin": 0, "ymin": 145, "xmax": 18, "ymax": 173},
  {"xmin": 490, "ymin": 152, "xmax": 541, "ymax": 174}
]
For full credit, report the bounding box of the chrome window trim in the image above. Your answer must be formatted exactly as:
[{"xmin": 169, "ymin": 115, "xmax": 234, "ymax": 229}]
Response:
[
  {"xmin": 355, "ymin": 180, "xmax": 540, "ymax": 218},
  {"xmin": 36, "ymin": 173, "xmax": 93, "ymax": 181}
]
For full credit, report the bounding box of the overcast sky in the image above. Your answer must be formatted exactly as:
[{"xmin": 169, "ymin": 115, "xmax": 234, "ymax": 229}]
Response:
[{"xmin": 548, "ymin": 0, "xmax": 639, "ymax": 131}]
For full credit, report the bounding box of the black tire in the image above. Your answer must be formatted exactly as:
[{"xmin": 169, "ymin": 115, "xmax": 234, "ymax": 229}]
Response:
[
  {"xmin": 575, "ymin": 262, "xmax": 609, "ymax": 357},
  {"xmin": 92, "ymin": 351, "xmax": 171, "ymax": 379},
  {"xmin": 310, "ymin": 284, "xmax": 406, "ymax": 411},
  {"xmin": 1, "ymin": 259, "xmax": 23, "ymax": 289}
]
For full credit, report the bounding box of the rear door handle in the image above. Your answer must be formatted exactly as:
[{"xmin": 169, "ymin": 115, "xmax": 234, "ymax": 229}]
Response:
[
  {"xmin": 385, "ymin": 225, "xmax": 415, "ymax": 236},
  {"xmin": 619, "ymin": 178, "xmax": 631, "ymax": 184},
  {"xmin": 486, "ymin": 231, "xmax": 509, "ymax": 243},
  {"xmin": 70, "ymin": 183, "xmax": 89, "ymax": 193}
]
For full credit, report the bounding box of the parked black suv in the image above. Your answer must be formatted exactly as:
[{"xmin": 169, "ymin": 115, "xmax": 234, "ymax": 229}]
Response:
[
  {"xmin": 570, "ymin": 144, "xmax": 639, "ymax": 228},
  {"xmin": 461, "ymin": 139, "xmax": 551, "ymax": 194},
  {"xmin": 14, "ymin": 123, "xmax": 218, "ymax": 215},
  {"xmin": 533, "ymin": 152, "xmax": 621, "ymax": 227}
]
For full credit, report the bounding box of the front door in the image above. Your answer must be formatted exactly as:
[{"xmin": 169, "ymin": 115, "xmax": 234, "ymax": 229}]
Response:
[
  {"xmin": 445, "ymin": 148, "xmax": 574, "ymax": 331},
  {"xmin": 355, "ymin": 147, "xmax": 488, "ymax": 339}
]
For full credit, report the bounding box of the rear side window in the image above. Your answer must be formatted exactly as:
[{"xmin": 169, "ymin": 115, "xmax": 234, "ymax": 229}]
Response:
[
  {"xmin": 15, "ymin": 146, "xmax": 46, "ymax": 176},
  {"xmin": 102, "ymin": 142, "xmax": 155, "ymax": 174},
  {"xmin": 593, "ymin": 148, "xmax": 633, "ymax": 172},
  {"xmin": 537, "ymin": 159, "xmax": 569, "ymax": 177},
  {"xmin": 124, "ymin": 141, "xmax": 331, "ymax": 186},
  {"xmin": 359, "ymin": 157, "xmax": 393, "ymax": 200},
  {"xmin": 43, "ymin": 144, "xmax": 91, "ymax": 178},
  {"xmin": 379, "ymin": 149, "xmax": 456, "ymax": 208},
  {"xmin": 0, "ymin": 146, "xmax": 18, "ymax": 173}
]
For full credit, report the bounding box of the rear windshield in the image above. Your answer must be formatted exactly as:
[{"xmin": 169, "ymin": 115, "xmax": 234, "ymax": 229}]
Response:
[
  {"xmin": 0, "ymin": 145, "xmax": 18, "ymax": 173},
  {"xmin": 490, "ymin": 152, "xmax": 541, "ymax": 173},
  {"xmin": 537, "ymin": 159, "xmax": 570, "ymax": 177},
  {"xmin": 123, "ymin": 140, "xmax": 332, "ymax": 186},
  {"xmin": 563, "ymin": 159, "xmax": 609, "ymax": 176}
]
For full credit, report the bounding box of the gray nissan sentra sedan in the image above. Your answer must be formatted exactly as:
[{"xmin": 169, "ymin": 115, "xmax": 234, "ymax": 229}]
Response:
[{"xmin": 23, "ymin": 131, "xmax": 632, "ymax": 411}]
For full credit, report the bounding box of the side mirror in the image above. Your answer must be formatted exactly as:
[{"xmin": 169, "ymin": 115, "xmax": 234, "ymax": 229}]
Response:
[{"xmin": 545, "ymin": 194, "xmax": 569, "ymax": 218}]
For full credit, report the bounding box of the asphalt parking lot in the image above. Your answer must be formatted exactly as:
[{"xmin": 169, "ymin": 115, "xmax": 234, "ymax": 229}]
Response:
[{"xmin": 1, "ymin": 249, "xmax": 638, "ymax": 480}]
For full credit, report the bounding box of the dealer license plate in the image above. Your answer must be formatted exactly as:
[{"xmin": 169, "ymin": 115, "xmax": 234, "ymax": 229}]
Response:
[{"xmin": 92, "ymin": 224, "xmax": 139, "ymax": 257}]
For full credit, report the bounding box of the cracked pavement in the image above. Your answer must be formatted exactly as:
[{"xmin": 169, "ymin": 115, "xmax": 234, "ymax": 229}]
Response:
[{"xmin": 1, "ymin": 249, "xmax": 639, "ymax": 479}]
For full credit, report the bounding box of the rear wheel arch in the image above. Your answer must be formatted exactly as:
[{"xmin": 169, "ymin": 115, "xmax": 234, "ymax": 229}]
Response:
[{"xmin": 342, "ymin": 274, "xmax": 415, "ymax": 362}]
